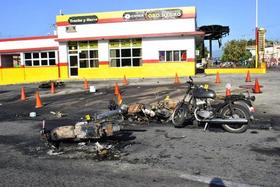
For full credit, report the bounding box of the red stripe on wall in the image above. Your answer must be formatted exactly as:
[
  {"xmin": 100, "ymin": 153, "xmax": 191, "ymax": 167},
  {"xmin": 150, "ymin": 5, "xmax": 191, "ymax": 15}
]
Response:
[
  {"xmin": 0, "ymin": 65, "xmax": 58, "ymax": 69},
  {"xmin": 56, "ymin": 22, "xmax": 69, "ymax": 26},
  {"xmin": 143, "ymin": 60, "xmax": 160, "ymax": 63},
  {"xmin": 187, "ymin": 58, "xmax": 195, "ymax": 62},
  {"xmin": 56, "ymin": 14, "xmax": 196, "ymax": 27},
  {"xmin": 97, "ymin": 18, "xmax": 123, "ymax": 24},
  {"xmin": 55, "ymin": 31, "xmax": 204, "ymax": 42},
  {"xmin": 58, "ymin": 62, "xmax": 68, "ymax": 66},
  {"xmin": 24, "ymin": 65, "xmax": 57, "ymax": 68},
  {"xmin": 0, "ymin": 35, "xmax": 57, "ymax": 42},
  {"xmin": 143, "ymin": 59, "xmax": 195, "ymax": 64},
  {"xmin": 99, "ymin": 61, "xmax": 109, "ymax": 65},
  {"xmin": 0, "ymin": 47, "xmax": 59, "ymax": 54},
  {"xmin": 181, "ymin": 13, "xmax": 196, "ymax": 19}
]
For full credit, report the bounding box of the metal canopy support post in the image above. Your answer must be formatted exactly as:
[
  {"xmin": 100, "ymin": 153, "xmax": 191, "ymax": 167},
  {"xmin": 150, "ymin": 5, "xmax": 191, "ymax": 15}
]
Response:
[
  {"xmin": 209, "ymin": 39, "xmax": 212, "ymax": 59},
  {"xmin": 202, "ymin": 40, "xmax": 205, "ymax": 58}
]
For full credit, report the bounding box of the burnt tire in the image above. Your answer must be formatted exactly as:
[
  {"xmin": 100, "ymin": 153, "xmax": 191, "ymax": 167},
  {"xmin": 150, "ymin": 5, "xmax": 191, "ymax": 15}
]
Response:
[
  {"xmin": 171, "ymin": 103, "xmax": 188, "ymax": 128},
  {"xmin": 220, "ymin": 104, "xmax": 250, "ymax": 133}
]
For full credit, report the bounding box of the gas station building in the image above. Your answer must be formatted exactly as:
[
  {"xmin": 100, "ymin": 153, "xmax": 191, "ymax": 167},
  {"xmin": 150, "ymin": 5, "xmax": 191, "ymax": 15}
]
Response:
[{"xmin": 0, "ymin": 6, "xmax": 204, "ymax": 85}]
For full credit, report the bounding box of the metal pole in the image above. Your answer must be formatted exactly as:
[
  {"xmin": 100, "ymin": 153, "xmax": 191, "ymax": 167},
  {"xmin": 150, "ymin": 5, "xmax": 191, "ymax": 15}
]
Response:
[
  {"xmin": 256, "ymin": 0, "xmax": 258, "ymax": 28},
  {"xmin": 255, "ymin": 0, "xmax": 259, "ymax": 68},
  {"xmin": 209, "ymin": 39, "xmax": 212, "ymax": 59}
]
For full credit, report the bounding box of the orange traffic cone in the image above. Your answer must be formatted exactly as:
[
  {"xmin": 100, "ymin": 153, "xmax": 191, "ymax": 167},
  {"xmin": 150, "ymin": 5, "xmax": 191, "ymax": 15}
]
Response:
[
  {"xmin": 84, "ymin": 79, "xmax": 89, "ymax": 91},
  {"xmin": 245, "ymin": 70, "xmax": 251, "ymax": 82},
  {"xmin": 20, "ymin": 87, "xmax": 27, "ymax": 101},
  {"xmin": 114, "ymin": 82, "xmax": 120, "ymax": 95},
  {"xmin": 51, "ymin": 82, "xmax": 55, "ymax": 94},
  {"xmin": 123, "ymin": 75, "xmax": 128, "ymax": 86},
  {"xmin": 226, "ymin": 88, "xmax": 231, "ymax": 96},
  {"xmin": 174, "ymin": 73, "xmax": 180, "ymax": 84},
  {"xmin": 253, "ymin": 78, "xmax": 262, "ymax": 93},
  {"xmin": 35, "ymin": 91, "xmax": 43, "ymax": 108},
  {"xmin": 225, "ymin": 83, "xmax": 231, "ymax": 96},
  {"xmin": 117, "ymin": 92, "xmax": 123, "ymax": 105},
  {"xmin": 215, "ymin": 72, "xmax": 221, "ymax": 84}
]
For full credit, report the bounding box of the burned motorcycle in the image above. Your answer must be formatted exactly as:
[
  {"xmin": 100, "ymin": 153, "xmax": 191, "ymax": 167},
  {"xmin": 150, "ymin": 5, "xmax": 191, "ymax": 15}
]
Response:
[
  {"xmin": 171, "ymin": 77, "xmax": 255, "ymax": 133},
  {"xmin": 40, "ymin": 110, "xmax": 122, "ymax": 147}
]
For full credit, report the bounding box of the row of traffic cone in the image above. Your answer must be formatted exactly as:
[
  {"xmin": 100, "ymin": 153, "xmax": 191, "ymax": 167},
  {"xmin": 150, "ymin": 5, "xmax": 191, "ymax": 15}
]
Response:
[
  {"xmin": 84, "ymin": 75, "xmax": 129, "ymax": 91},
  {"xmin": 20, "ymin": 87, "xmax": 43, "ymax": 108},
  {"xmin": 20, "ymin": 81, "xmax": 57, "ymax": 108},
  {"xmin": 215, "ymin": 71, "xmax": 262, "ymax": 96},
  {"xmin": 244, "ymin": 71, "xmax": 262, "ymax": 94},
  {"xmin": 215, "ymin": 70, "xmax": 253, "ymax": 84}
]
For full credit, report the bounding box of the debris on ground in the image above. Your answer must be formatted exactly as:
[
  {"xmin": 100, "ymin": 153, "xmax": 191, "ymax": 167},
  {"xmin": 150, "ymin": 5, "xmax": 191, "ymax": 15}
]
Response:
[
  {"xmin": 44, "ymin": 141, "xmax": 122, "ymax": 160},
  {"xmin": 50, "ymin": 111, "xmax": 66, "ymax": 118},
  {"xmin": 95, "ymin": 142, "xmax": 112, "ymax": 158},
  {"xmin": 47, "ymin": 149, "xmax": 64, "ymax": 156},
  {"xmin": 164, "ymin": 132, "xmax": 186, "ymax": 140},
  {"xmin": 39, "ymin": 81, "xmax": 65, "ymax": 89},
  {"xmin": 29, "ymin": 112, "xmax": 36, "ymax": 118}
]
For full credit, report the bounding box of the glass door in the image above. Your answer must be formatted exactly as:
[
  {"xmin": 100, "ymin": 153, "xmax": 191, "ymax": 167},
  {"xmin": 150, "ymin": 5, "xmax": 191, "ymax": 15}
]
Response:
[{"xmin": 69, "ymin": 55, "xmax": 78, "ymax": 77}]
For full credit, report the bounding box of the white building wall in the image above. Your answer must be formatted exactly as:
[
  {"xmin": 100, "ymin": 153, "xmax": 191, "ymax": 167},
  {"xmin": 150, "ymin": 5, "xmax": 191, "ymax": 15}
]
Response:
[
  {"xmin": 57, "ymin": 19, "xmax": 196, "ymax": 40},
  {"xmin": 98, "ymin": 40, "xmax": 109, "ymax": 62},
  {"xmin": 20, "ymin": 53, "xmax": 24, "ymax": 66},
  {"xmin": 0, "ymin": 38, "xmax": 58, "ymax": 51},
  {"xmin": 58, "ymin": 42, "xmax": 68, "ymax": 63},
  {"xmin": 142, "ymin": 36, "xmax": 195, "ymax": 60}
]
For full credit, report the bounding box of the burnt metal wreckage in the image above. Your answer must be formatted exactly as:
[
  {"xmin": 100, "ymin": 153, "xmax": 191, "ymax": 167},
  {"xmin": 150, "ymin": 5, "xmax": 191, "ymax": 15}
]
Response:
[
  {"xmin": 41, "ymin": 78, "xmax": 256, "ymax": 148},
  {"xmin": 40, "ymin": 111, "xmax": 122, "ymax": 147},
  {"xmin": 39, "ymin": 81, "xmax": 65, "ymax": 89},
  {"xmin": 40, "ymin": 98, "xmax": 178, "ymax": 147}
]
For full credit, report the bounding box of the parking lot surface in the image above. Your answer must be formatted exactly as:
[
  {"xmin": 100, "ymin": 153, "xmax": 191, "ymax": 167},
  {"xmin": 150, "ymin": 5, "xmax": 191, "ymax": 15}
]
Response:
[{"xmin": 0, "ymin": 71, "xmax": 279, "ymax": 186}]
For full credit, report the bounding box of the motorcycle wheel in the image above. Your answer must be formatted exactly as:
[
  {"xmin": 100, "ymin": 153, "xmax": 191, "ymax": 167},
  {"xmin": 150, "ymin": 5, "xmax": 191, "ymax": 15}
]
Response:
[
  {"xmin": 171, "ymin": 103, "xmax": 188, "ymax": 128},
  {"xmin": 220, "ymin": 104, "xmax": 250, "ymax": 133}
]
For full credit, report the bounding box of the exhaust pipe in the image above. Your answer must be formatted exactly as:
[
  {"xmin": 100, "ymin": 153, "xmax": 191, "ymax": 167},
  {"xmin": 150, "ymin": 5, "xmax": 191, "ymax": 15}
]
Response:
[{"xmin": 203, "ymin": 118, "xmax": 248, "ymax": 124}]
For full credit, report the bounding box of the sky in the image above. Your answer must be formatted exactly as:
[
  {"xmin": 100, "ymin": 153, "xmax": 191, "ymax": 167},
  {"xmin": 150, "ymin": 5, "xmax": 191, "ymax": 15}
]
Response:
[{"xmin": 0, "ymin": 0, "xmax": 279, "ymax": 53}]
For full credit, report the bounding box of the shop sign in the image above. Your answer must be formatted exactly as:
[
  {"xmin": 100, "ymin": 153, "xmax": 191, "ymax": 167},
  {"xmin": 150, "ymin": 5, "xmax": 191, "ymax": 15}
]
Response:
[
  {"xmin": 123, "ymin": 9, "xmax": 183, "ymax": 21},
  {"xmin": 68, "ymin": 15, "xmax": 98, "ymax": 25},
  {"xmin": 258, "ymin": 28, "xmax": 266, "ymax": 52}
]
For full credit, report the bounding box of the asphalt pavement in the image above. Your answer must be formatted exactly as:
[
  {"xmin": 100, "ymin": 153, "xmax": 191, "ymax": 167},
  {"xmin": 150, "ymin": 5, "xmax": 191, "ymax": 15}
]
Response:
[{"xmin": 0, "ymin": 70, "xmax": 279, "ymax": 186}]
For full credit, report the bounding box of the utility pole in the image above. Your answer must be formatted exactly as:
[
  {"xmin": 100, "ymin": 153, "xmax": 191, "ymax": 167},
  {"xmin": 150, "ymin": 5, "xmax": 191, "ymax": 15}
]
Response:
[{"xmin": 255, "ymin": 0, "xmax": 259, "ymax": 68}]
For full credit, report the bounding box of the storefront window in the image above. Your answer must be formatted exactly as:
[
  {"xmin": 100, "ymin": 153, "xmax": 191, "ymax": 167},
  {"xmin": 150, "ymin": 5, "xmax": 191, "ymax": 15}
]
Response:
[
  {"xmin": 109, "ymin": 39, "xmax": 142, "ymax": 67},
  {"xmin": 181, "ymin": 50, "xmax": 187, "ymax": 61},
  {"xmin": 78, "ymin": 49, "xmax": 98, "ymax": 68},
  {"xmin": 174, "ymin": 50, "xmax": 180, "ymax": 61},
  {"xmin": 25, "ymin": 53, "xmax": 31, "ymax": 59},
  {"xmin": 159, "ymin": 51, "xmax": 165, "ymax": 61},
  {"xmin": 68, "ymin": 42, "xmax": 78, "ymax": 50},
  {"xmin": 158, "ymin": 50, "xmax": 187, "ymax": 62},
  {"xmin": 68, "ymin": 41, "xmax": 99, "ymax": 68},
  {"xmin": 166, "ymin": 51, "xmax": 173, "ymax": 61},
  {"xmin": 24, "ymin": 51, "xmax": 57, "ymax": 66}
]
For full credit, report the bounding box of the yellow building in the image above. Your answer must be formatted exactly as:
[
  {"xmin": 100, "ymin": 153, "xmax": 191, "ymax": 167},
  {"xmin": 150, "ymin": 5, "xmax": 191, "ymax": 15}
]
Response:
[{"xmin": 0, "ymin": 6, "xmax": 204, "ymax": 85}]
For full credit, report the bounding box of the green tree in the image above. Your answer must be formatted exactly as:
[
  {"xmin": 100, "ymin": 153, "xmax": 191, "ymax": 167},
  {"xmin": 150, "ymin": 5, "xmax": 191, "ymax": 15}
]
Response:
[{"xmin": 221, "ymin": 40, "xmax": 251, "ymax": 62}]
